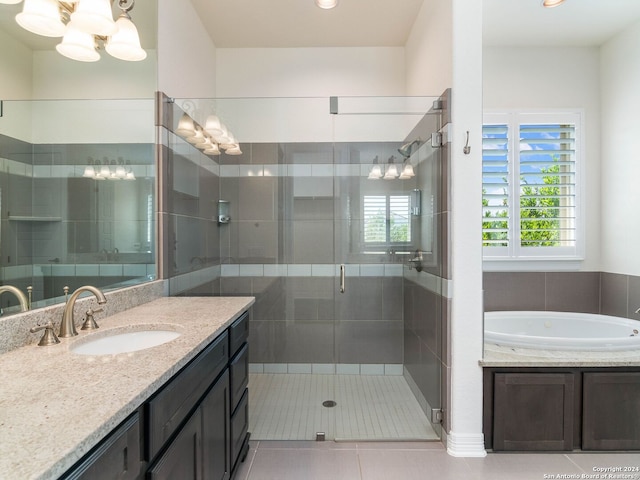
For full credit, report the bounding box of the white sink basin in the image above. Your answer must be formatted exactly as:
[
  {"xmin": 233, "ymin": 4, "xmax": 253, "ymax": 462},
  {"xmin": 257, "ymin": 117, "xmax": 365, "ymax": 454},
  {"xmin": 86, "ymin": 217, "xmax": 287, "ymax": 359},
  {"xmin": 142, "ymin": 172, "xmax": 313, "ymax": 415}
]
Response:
[{"xmin": 71, "ymin": 328, "xmax": 181, "ymax": 355}]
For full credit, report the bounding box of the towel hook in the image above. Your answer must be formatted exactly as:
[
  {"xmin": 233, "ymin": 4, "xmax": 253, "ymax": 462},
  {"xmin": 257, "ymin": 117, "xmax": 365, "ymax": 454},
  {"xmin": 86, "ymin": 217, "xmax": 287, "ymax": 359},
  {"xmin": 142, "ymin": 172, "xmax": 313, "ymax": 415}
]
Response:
[{"xmin": 463, "ymin": 131, "xmax": 471, "ymax": 155}]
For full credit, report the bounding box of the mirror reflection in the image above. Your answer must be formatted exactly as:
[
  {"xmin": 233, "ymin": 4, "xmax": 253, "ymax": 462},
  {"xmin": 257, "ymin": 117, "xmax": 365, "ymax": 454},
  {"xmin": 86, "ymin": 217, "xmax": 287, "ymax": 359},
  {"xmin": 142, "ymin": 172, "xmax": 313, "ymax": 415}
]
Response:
[{"xmin": 0, "ymin": 98, "xmax": 155, "ymax": 314}]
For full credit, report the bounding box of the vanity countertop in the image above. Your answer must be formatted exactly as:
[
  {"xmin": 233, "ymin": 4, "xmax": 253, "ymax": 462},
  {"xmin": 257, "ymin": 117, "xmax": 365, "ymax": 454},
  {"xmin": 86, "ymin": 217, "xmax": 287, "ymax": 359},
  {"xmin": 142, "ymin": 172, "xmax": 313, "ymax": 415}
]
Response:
[
  {"xmin": 481, "ymin": 342, "xmax": 640, "ymax": 367},
  {"xmin": 0, "ymin": 296, "xmax": 254, "ymax": 480}
]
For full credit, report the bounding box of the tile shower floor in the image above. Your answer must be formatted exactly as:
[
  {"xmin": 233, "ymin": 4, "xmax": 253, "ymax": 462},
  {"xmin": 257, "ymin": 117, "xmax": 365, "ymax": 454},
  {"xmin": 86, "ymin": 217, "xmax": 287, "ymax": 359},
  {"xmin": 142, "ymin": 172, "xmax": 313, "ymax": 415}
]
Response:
[{"xmin": 248, "ymin": 373, "xmax": 439, "ymax": 441}]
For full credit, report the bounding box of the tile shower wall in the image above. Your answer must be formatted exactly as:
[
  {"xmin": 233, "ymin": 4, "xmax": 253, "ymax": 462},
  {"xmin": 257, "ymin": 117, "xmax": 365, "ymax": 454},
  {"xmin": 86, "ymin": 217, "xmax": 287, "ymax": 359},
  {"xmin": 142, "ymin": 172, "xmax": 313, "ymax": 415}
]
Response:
[
  {"xmin": 483, "ymin": 271, "xmax": 640, "ymax": 320},
  {"xmin": 216, "ymin": 141, "xmax": 405, "ymax": 366},
  {"xmin": 157, "ymin": 94, "xmax": 222, "ymax": 295},
  {"xmin": 402, "ymin": 90, "xmax": 450, "ymax": 433}
]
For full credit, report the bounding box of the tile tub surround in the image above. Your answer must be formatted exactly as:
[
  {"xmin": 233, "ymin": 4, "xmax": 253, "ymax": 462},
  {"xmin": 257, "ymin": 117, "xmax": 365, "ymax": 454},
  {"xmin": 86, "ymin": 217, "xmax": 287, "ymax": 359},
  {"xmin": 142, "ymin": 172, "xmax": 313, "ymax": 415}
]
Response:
[
  {"xmin": 0, "ymin": 295, "xmax": 254, "ymax": 480},
  {"xmin": 483, "ymin": 271, "xmax": 640, "ymax": 319},
  {"xmin": 0, "ymin": 279, "xmax": 165, "ymax": 354}
]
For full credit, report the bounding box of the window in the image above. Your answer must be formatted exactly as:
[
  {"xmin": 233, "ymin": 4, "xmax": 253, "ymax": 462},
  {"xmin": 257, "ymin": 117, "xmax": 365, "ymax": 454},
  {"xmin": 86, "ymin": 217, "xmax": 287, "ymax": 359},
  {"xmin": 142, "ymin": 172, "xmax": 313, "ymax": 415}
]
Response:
[
  {"xmin": 363, "ymin": 194, "xmax": 411, "ymax": 245},
  {"xmin": 482, "ymin": 112, "xmax": 582, "ymax": 261}
]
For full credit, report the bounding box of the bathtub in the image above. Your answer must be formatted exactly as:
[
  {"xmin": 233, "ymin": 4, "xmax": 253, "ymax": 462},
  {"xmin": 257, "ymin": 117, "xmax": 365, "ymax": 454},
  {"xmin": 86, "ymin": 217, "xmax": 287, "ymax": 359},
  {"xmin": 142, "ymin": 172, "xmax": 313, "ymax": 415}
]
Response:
[{"xmin": 484, "ymin": 311, "xmax": 640, "ymax": 351}]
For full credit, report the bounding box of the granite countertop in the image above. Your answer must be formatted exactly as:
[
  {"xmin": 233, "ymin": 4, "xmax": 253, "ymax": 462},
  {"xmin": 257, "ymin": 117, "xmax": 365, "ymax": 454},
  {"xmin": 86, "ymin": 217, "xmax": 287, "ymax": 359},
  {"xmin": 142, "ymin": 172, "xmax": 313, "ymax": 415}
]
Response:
[
  {"xmin": 0, "ymin": 296, "xmax": 254, "ymax": 480},
  {"xmin": 481, "ymin": 342, "xmax": 640, "ymax": 367}
]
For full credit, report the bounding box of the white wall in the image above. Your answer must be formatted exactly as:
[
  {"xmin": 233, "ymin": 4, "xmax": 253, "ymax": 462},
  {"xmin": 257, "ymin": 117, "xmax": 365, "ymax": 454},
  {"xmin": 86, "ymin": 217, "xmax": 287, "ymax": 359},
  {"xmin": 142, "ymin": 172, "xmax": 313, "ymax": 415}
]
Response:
[
  {"xmin": 446, "ymin": 0, "xmax": 485, "ymax": 458},
  {"xmin": 600, "ymin": 20, "xmax": 640, "ymax": 276},
  {"xmin": 405, "ymin": 0, "xmax": 453, "ymax": 96},
  {"xmin": 216, "ymin": 47, "xmax": 405, "ymax": 98},
  {"xmin": 32, "ymin": 51, "xmax": 157, "ymax": 100},
  {"xmin": 157, "ymin": 0, "xmax": 216, "ymax": 98},
  {"xmin": 0, "ymin": 27, "xmax": 33, "ymax": 100},
  {"xmin": 483, "ymin": 46, "xmax": 601, "ymax": 271}
]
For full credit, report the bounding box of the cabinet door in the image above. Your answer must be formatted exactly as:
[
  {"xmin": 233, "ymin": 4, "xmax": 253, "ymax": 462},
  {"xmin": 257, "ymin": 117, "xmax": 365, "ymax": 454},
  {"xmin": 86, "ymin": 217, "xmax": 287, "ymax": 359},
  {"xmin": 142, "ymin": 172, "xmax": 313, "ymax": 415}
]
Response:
[
  {"xmin": 148, "ymin": 409, "xmax": 202, "ymax": 480},
  {"xmin": 230, "ymin": 344, "xmax": 248, "ymax": 414},
  {"xmin": 230, "ymin": 389, "xmax": 249, "ymax": 471},
  {"xmin": 202, "ymin": 370, "xmax": 231, "ymax": 480},
  {"xmin": 493, "ymin": 372, "xmax": 574, "ymax": 451},
  {"xmin": 583, "ymin": 372, "xmax": 640, "ymax": 450},
  {"xmin": 62, "ymin": 413, "xmax": 141, "ymax": 480},
  {"xmin": 147, "ymin": 332, "xmax": 228, "ymax": 461}
]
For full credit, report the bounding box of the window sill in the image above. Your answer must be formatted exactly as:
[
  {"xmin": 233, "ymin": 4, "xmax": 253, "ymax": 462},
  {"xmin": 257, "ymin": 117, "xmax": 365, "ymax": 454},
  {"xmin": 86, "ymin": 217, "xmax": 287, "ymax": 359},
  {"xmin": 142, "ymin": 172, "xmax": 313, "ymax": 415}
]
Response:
[{"xmin": 483, "ymin": 258, "xmax": 584, "ymax": 272}]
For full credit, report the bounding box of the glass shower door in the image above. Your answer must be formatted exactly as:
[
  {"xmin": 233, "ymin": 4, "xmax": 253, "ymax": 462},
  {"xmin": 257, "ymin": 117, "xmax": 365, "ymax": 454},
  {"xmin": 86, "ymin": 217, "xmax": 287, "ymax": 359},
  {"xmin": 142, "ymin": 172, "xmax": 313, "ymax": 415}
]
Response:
[{"xmin": 330, "ymin": 97, "xmax": 443, "ymax": 441}]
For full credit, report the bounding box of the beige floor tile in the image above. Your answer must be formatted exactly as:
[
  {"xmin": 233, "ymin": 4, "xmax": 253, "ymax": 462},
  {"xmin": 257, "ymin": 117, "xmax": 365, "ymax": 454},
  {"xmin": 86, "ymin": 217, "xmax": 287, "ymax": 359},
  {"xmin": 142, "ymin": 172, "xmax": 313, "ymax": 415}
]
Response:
[
  {"xmin": 358, "ymin": 449, "xmax": 472, "ymax": 480},
  {"xmin": 246, "ymin": 448, "xmax": 361, "ymax": 480}
]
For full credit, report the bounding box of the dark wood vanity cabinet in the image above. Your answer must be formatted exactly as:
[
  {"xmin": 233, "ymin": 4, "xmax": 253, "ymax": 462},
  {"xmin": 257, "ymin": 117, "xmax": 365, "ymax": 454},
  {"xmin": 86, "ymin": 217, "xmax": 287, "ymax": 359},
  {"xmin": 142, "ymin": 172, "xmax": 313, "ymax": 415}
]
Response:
[
  {"xmin": 484, "ymin": 367, "xmax": 640, "ymax": 452},
  {"xmin": 228, "ymin": 313, "xmax": 250, "ymax": 476},
  {"xmin": 148, "ymin": 371, "xmax": 230, "ymax": 480},
  {"xmin": 61, "ymin": 310, "xmax": 250, "ymax": 480},
  {"xmin": 61, "ymin": 412, "xmax": 142, "ymax": 480},
  {"xmin": 490, "ymin": 372, "xmax": 576, "ymax": 451},
  {"xmin": 582, "ymin": 371, "xmax": 640, "ymax": 450}
]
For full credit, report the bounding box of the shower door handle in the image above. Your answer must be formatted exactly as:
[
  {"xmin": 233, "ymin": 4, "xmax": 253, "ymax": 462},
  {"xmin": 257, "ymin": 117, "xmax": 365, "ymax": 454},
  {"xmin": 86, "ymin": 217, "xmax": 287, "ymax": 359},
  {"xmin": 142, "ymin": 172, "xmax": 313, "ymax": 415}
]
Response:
[{"xmin": 340, "ymin": 264, "xmax": 345, "ymax": 293}]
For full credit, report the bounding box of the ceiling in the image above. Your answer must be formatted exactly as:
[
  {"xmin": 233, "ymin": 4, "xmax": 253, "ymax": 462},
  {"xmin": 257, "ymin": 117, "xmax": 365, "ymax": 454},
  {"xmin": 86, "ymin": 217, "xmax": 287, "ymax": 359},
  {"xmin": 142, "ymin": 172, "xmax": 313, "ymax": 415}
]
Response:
[
  {"xmin": 1, "ymin": 0, "xmax": 640, "ymax": 52},
  {"xmin": 190, "ymin": 0, "xmax": 425, "ymax": 48},
  {"xmin": 193, "ymin": 0, "xmax": 640, "ymax": 48},
  {"xmin": 483, "ymin": 0, "xmax": 640, "ymax": 47}
]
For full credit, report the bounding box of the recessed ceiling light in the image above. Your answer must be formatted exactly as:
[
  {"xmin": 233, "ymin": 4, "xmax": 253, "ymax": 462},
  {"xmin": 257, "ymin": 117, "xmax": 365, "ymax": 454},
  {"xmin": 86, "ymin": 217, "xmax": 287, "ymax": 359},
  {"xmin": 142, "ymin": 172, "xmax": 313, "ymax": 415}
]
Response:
[
  {"xmin": 542, "ymin": 0, "xmax": 565, "ymax": 8},
  {"xmin": 315, "ymin": 0, "xmax": 338, "ymax": 9}
]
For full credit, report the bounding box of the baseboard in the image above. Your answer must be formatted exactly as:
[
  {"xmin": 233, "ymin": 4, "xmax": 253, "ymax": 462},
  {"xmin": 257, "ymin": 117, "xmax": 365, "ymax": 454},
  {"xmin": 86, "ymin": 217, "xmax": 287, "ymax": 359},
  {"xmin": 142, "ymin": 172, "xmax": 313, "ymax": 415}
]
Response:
[{"xmin": 446, "ymin": 432, "xmax": 487, "ymax": 457}]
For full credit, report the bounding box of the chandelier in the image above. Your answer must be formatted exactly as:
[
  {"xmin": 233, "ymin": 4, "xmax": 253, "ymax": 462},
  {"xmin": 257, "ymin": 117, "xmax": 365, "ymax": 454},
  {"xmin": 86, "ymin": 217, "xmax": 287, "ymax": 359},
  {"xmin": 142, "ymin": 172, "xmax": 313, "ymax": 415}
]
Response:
[{"xmin": 0, "ymin": 0, "xmax": 146, "ymax": 62}]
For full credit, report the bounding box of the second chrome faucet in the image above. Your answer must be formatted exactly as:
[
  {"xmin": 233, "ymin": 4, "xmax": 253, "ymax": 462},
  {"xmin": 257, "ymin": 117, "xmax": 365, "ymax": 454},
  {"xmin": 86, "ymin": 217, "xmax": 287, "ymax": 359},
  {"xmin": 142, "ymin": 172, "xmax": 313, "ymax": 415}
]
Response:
[{"xmin": 59, "ymin": 286, "xmax": 107, "ymax": 338}]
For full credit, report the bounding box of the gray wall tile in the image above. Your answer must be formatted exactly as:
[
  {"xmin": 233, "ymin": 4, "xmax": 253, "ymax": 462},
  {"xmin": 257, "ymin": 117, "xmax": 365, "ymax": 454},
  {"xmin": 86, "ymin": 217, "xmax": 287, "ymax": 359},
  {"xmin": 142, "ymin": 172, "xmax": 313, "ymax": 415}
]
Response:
[
  {"xmin": 483, "ymin": 271, "xmax": 546, "ymax": 311},
  {"xmin": 545, "ymin": 272, "xmax": 600, "ymax": 313},
  {"xmin": 601, "ymin": 272, "xmax": 628, "ymax": 318}
]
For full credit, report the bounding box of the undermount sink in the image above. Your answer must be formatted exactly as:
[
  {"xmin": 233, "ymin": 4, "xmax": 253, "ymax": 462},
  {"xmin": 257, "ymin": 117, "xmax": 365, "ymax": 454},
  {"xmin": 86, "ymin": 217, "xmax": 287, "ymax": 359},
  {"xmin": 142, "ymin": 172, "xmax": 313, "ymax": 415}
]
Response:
[{"xmin": 71, "ymin": 327, "xmax": 181, "ymax": 356}]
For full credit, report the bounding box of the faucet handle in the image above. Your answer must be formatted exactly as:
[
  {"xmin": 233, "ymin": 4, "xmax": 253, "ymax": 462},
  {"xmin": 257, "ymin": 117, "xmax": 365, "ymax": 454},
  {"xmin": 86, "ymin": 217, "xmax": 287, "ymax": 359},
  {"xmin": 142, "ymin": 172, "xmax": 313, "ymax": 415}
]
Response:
[
  {"xmin": 81, "ymin": 308, "xmax": 102, "ymax": 331},
  {"xmin": 30, "ymin": 322, "xmax": 60, "ymax": 347}
]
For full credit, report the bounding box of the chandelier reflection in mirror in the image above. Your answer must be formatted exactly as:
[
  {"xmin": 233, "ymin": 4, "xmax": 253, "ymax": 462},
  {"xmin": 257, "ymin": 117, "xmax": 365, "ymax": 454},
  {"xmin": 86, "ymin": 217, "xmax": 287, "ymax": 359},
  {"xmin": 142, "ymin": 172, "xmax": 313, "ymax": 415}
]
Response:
[{"xmin": 0, "ymin": 0, "xmax": 146, "ymax": 62}]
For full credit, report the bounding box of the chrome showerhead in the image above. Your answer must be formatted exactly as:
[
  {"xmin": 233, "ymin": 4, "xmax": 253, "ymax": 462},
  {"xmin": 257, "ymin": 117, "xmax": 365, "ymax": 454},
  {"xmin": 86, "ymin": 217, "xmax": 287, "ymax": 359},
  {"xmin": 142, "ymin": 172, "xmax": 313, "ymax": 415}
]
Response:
[{"xmin": 398, "ymin": 139, "xmax": 420, "ymax": 158}]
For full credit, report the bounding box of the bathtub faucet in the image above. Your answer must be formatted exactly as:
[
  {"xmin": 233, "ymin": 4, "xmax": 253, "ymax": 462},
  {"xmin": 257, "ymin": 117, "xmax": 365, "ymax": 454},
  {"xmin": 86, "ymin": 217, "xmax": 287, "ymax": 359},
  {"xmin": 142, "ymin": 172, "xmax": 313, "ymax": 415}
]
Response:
[{"xmin": 635, "ymin": 307, "xmax": 640, "ymax": 314}]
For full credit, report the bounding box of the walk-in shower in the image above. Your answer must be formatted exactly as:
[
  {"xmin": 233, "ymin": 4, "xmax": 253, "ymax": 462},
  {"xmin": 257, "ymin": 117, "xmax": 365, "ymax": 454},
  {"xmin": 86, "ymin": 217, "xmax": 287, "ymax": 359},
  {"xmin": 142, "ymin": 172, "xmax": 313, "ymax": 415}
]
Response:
[{"xmin": 160, "ymin": 93, "xmax": 451, "ymax": 442}]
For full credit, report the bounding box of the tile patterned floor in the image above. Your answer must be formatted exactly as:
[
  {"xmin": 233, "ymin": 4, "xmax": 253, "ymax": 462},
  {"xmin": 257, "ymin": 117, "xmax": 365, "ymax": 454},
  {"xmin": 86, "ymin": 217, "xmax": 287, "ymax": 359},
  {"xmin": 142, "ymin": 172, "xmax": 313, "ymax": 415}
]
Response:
[
  {"xmin": 249, "ymin": 373, "xmax": 438, "ymax": 441},
  {"xmin": 234, "ymin": 441, "xmax": 640, "ymax": 480}
]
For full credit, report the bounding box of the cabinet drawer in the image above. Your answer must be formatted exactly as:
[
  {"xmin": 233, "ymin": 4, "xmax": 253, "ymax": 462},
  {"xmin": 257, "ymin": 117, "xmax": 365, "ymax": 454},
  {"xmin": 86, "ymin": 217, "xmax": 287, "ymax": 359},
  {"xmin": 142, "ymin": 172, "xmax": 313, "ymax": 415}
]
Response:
[
  {"xmin": 62, "ymin": 412, "xmax": 141, "ymax": 480},
  {"xmin": 230, "ymin": 389, "xmax": 248, "ymax": 468},
  {"xmin": 230, "ymin": 343, "xmax": 248, "ymax": 414},
  {"xmin": 147, "ymin": 332, "xmax": 228, "ymax": 460},
  {"xmin": 229, "ymin": 312, "xmax": 249, "ymax": 357}
]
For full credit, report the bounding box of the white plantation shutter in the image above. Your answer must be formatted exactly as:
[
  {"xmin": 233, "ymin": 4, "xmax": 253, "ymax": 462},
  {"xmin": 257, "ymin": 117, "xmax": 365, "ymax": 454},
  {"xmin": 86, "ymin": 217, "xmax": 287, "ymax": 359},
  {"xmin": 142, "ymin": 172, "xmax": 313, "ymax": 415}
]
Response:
[
  {"xmin": 482, "ymin": 123, "xmax": 510, "ymax": 250},
  {"xmin": 519, "ymin": 122, "xmax": 577, "ymax": 250},
  {"xmin": 482, "ymin": 112, "xmax": 581, "ymax": 260},
  {"xmin": 389, "ymin": 195, "xmax": 411, "ymax": 243},
  {"xmin": 364, "ymin": 195, "xmax": 387, "ymax": 243}
]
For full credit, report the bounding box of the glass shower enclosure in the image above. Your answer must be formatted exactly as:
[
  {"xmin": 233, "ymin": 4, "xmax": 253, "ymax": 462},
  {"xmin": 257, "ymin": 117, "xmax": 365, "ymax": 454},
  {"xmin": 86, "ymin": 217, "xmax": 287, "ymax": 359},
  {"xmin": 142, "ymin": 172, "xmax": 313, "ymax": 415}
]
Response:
[{"xmin": 162, "ymin": 95, "xmax": 447, "ymax": 442}]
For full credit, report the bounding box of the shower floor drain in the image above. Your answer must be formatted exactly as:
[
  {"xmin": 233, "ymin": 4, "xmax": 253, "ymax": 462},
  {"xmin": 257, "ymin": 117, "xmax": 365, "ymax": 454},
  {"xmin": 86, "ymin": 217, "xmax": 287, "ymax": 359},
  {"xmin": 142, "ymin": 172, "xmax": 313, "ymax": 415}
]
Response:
[{"xmin": 322, "ymin": 400, "xmax": 337, "ymax": 408}]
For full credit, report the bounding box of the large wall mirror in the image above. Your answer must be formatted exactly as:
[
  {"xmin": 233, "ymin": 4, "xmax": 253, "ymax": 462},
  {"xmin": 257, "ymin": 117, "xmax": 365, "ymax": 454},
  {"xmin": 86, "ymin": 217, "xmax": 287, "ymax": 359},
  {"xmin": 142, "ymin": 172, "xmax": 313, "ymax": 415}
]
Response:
[
  {"xmin": 0, "ymin": 99, "xmax": 156, "ymax": 313},
  {"xmin": 0, "ymin": 1, "xmax": 158, "ymax": 315}
]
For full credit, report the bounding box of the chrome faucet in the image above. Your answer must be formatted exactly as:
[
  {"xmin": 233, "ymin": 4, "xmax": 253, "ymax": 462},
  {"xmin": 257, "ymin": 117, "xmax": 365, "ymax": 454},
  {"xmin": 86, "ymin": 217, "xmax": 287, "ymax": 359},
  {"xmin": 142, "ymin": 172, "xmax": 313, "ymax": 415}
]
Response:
[
  {"xmin": 59, "ymin": 286, "xmax": 107, "ymax": 338},
  {"xmin": 0, "ymin": 285, "xmax": 29, "ymax": 313}
]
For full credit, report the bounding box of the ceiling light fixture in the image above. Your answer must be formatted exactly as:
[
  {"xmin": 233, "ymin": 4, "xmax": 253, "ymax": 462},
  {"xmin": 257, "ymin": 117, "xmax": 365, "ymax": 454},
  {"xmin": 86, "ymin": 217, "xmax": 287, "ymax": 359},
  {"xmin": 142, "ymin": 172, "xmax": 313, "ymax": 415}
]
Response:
[
  {"xmin": 3, "ymin": 0, "xmax": 146, "ymax": 62},
  {"xmin": 542, "ymin": 0, "xmax": 565, "ymax": 8},
  {"xmin": 315, "ymin": 0, "xmax": 338, "ymax": 9}
]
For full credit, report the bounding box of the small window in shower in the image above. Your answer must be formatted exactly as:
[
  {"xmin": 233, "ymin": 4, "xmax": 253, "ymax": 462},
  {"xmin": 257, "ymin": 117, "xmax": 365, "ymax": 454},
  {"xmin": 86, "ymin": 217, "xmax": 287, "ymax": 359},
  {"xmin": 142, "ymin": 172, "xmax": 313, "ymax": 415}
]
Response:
[{"xmin": 363, "ymin": 194, "xmax": 411, "ymax": 246}]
